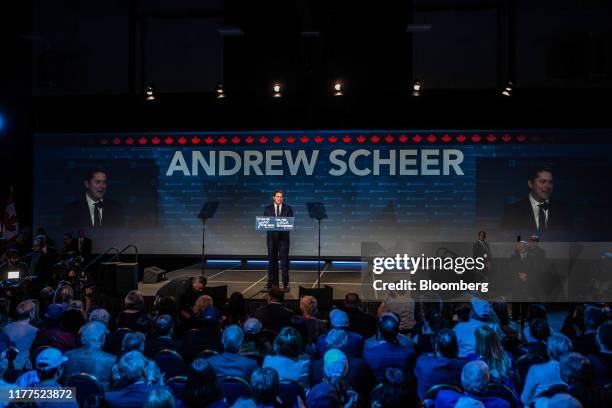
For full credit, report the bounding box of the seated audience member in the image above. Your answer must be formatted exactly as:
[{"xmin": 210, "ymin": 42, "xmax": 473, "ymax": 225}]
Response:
[
  {"xmin": 322, "ymin": 349, "xmax": 359, "ymax": 407},
  {"xmin": 573, "ymin": 306, "xmax": 604, "ymax": 356},
  {"xmin": 521, "ymin": 333, "xmax": 573, "ymax": 406},
  {"xmin": 208, "ymin": 324, "xmax": 259, "ymax": 379},
  {"xmin": 3, "ymin": 299, "xmax": 39, "ymax": 370},
  {"xmin": 368, "ymin": 311, "xmax": 414, "ymax": 350},
  {"xmin": 473, "ymin": 325, "xmax": 518, "ymax": 396},
  {"xmin": 317, "ymin": 309, "xmax": 363, "ymax": 358},
  {"xmin": 179, "ymin": 275, "xmax": 208, "ymax": 321},
  {"xmin": 363, "ymin": 314, "xmax": 415, "ymax": 383},
  {"xmin": 560, "ymin": 352, "xmax": 608, "ymax": 408},
  {"xmin": 379, "ymin": 290, "xmax": 416, "ymax": 333},
  {"xmin": 343, "ymin": 293, "xmax": 378, "ymax": 339},
  {"xmin": 254, "ymin": 288, "xmax": 294, "ymax": 333},
  {"xmin": 63, "ymin": 321, "xmax": 115, "ymax": 390},
  {"xmin": 0, "ymin": 351, "xmax": 14, "ymax": 408},
  {"xmin": 113, "ymin": 332, "xmax": 163, "ymax": 386},
  {"xmin": 371, "ymin": 368, "xmax": 417, "ymax": 408},
  {"xmin": 192, "ymin": 295, "xmax": 214, "ymax": 323},
  {"xmin": 300, "ymin": 296, "xmax": 327, "ymax": 347},
  {"xmin": 183, "ymin": 306, "xmax": 223, "ymax": 362},
  {"xmin": 251, "ymin": 368, "xmax": 280, "ymax": 408},
  {"xmin": 453, "ymin": 298, "xmax": 493, "ymax": 358},
  {"xmin": 53, "ymin": 286, "xmax": 71, "ymax": 308},
  {"xmin": 30, "ymin": 303, "xmax": 76, "ymax": 352},
  {"xmin": 224, "ymin": 292, "xmax": 248, "ymax": 327},
  {"xmin": 310, "ymin": 329, "xmax": 375, "ymax": 398},
  {"xmin": 32, "ymin": 347, "xmax": 78, "ymax": 408},
  {"xmin": 183, "ymin": 358, "xmax": 228, "ymax": 408},
  {"xmin": 263, "ymin": 327, "xmax": 311, "ymax": 389},
  {"xmin": 518, "ymin": 318, "xmax": 552, "ymax": 360},
  {"xmin": 415, "ymin": 328, "xmax": 465, "ymax": 399},
  {"xmin": 491, "ymin": 300, "xmax": 520, "ymax": 342},
  {"xmin": 143, "ymin": 387, "xmax": 176, "ymax": 408},
  {"xmin": 522, "ymin": 304, "xmax": 549, "ymax": 343},
  {"xmin": 411, "ymin": 307, "xmax": 447, "ymax": 354},
  {"xmin": 434, "ymin": 360, "xmax": 510, "ymax": 408},
  {"xmin": 587, "ymin": 322, "xmax": 612, "ymax": 386},
  {"xmin": 89, "ymin": 308, "xmax": 111, "ymax": 327},
  {"xmin": 240, "ymin": 318, "xmax": 269, "ymax": 355},
  {"xmin": 105, "ymin": 351, "xmax": 167, "ymax": 408},
  {"xmin": 145, "ymin": 314, "xmax": 182, "ymax": 357},
  {"xmin": 117, "ymin": 290, "xmax": 146, "ymax": 330}
]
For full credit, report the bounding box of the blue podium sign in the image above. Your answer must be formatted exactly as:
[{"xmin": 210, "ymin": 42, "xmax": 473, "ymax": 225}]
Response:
[{"xmin": 255, "ymin": 216, "xmax": 295, "ymax": 231}]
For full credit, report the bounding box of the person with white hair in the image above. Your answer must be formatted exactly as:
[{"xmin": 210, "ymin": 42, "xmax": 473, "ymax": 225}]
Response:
[
  {"xmin": 63, "ymin": 321, "xmax": 115, "ymax": 390},
  {"xmin": 89, "ymin": 308, "xmax": 111, "ymax": 326},
  {"xmin": 435, "ymin": 361, "xmax": 510, "ymax": 408},
  {"xmin": 105, "ymin": 351, "xmax": 170, "ymax": 408},
  {"xmin": 323, "ymin": 349, "xmax": 358, "ymax": 407}
]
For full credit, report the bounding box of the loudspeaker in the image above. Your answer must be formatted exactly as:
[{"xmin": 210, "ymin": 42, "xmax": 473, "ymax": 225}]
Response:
[
  {"xmin": 116, "ymin": 263, "xmax": 139, "ymax": 295},
  {"xmin": 143, "ymin": 266, "xmax": 167, "ymax": 283},
  {"xmin": 299, "ymin": 285, "xmax": 334, "ymax": 310},
  {"xmin": 97, "ymin": 262, "xmax": 139, "ymax": 297}
]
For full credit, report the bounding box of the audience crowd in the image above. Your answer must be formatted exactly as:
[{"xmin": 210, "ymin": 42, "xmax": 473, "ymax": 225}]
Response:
[{"xmin": 0, "ymin": 230, "xmax": 610, "ymax": 408}]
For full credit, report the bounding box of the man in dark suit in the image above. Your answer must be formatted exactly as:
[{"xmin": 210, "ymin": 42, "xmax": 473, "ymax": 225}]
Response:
[
  {"xmin": 363, "ymin": 315, "xmax": 416, "ymax": 382},
  {"xmin": 473, "ymin": 231, "xmax": 492, "ymax": 260},
  {"xmin": 62, "ymin": 168, "xmax": 125, "ymax": 229},
  {"xmin": 253, "ymin": 287, "xmax": 294, "ymax": 333},
  {"xmin": 28, "ymin": 234, "xmax": 59, "ymax": 284},
  {"xmin": 263, "ymin": 190, "xmax": 293, "ymax": 291},
  {"xmin": 75, "ymin": 228, "xmax": 92, "ymax": 260},
  {"xmin": 207, "ymin": 324, "xmax": 259, "ymax": 379},
  {"xmin": 501, "ymin": 166, "xmax": 574, "ymax": 235}
]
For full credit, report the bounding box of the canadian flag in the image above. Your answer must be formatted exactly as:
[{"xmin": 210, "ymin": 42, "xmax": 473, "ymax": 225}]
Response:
[{"xmin": 1, "ymin": 186, "xmax": 19, "ymax": 241}]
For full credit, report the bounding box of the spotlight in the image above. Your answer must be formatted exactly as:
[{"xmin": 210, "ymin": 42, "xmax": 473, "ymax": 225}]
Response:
[
  {"xmin": 0, "ymin": 114, "xmax": 4, "ymax": 132},
  {"xmin": 501, "ymin": 81, "xmax": 513, "ymax": 97},
  {"xmin": 272, "ymin": 83, "xmax": 282, "ymax": 98},
  {"xmin": 411, "ymin": 79, "xmax": 422, "ymax": 96},
  {"xmin": 215, "ymin": 82, "xmax": 226, "ymax": 99},
  {"xmin": 332, "ymin": 81, "xmax": 343, "ymax": 96},
  {"xmin": 144, "ymin": 83, "xmax": 156, "ymax": 101}
]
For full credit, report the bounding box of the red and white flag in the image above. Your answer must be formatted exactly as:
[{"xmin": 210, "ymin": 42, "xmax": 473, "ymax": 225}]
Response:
[{"xmin": 1, "ymin": 186, "xmax": 19, "ymax": 241}]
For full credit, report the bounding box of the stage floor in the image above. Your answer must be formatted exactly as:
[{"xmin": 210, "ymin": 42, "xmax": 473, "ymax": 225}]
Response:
[{"xmin": 139, "ymin": 260, "xmax": 370, "ymax": 300}]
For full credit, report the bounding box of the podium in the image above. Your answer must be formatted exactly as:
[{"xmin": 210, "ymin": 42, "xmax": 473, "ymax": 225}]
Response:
[{"xmin": 256, "ymin": 216, "xmax": 294, "ymax": 288}]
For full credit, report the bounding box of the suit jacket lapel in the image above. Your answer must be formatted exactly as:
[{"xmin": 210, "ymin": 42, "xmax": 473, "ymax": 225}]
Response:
[
  {"xmin": 82, "ymin": 196, "xmax": 94, "ymax": 227},
  {"xmin": 525, "ymin": 198, "xmax": 538, "ymax": 231}
]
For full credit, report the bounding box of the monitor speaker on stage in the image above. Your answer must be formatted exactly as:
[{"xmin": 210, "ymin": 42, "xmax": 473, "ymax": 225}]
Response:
[
  {"xmin": 299, "ymin": 285, "xmax": 334, "ymax": 310},
  {"xmin": 143, "ymin": 266, "xmax": 167, "ymax": 283}
]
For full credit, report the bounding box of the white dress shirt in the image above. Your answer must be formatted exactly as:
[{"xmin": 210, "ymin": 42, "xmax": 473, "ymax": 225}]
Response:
[
  {"xmin": 275, "ymin": 203, "xmax": 282, "ymax": 216},
  {"xmin": 86, "ymin": 194, "xmax": 103, "ymax": 227},
  {"xmin": 529, "ymin": 195, "xmax": 549, "ymax": 230}
]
